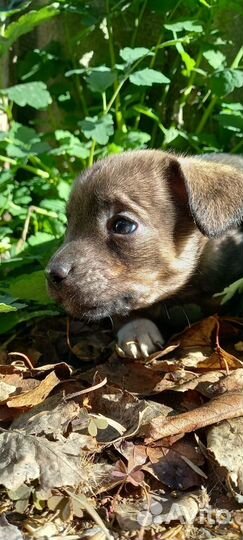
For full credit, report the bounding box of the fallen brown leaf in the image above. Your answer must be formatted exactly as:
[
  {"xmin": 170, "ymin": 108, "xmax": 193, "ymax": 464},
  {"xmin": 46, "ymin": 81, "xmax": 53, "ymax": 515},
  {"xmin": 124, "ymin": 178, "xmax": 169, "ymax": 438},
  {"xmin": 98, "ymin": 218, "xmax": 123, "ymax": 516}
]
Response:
[
  {"xmin": 207, "ymin": 368, "xmax": 243, "ymax": 396},
  {"xmin": 207, "ymin": 417, "xmax": 243, "ymax": 500},
  {"xmin": 7, "ymin": 371, "xmax": 60, "ymax": 408},
  {"xmin": 11, "ymin": 394, "xmax": 80, "ymax": 436},
  {"xmin": 145, "ymin": 438, "xmax": 205, "ymax": 489},
  {"xmin": 0, "ymin": 431, "xmax": 96, "ymax": 490},
  {"xmin": 0, "ymin": 515, "xmax": 24, "ymax": 540},
  {"xmin": 82, "ymin": 355, "xmax": 176, "ymax": 395},
  {"xmin": 196, "ymin": 347, "xmax": 243, "ymax": 370}
]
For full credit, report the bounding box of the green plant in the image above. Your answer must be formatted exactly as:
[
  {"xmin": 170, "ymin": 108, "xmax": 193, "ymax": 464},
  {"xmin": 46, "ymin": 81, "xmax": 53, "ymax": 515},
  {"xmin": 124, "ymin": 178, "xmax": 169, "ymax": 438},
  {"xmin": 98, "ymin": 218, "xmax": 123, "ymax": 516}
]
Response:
[{"xmin": 0, "ymin": 0, "xmax": 243, "ymax": 334}]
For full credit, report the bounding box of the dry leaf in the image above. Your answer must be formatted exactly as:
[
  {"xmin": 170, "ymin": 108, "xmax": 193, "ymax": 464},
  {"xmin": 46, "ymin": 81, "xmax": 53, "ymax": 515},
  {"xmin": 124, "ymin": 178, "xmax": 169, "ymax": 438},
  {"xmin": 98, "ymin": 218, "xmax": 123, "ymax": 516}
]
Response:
[
  {"xmin": 197, "ymin": 347, "xmax": 243, "ymax": 370},
  {"xmin": 145, "ymin": 439, "xmax": 205, "ymax": 489},
  {"xmin": 171, "ymin": 371, "xmax": 223, "ymax": 395},
  {"xmin": 83, "ymin": 355, "xmax": 175, "ymax": 395},
  {"xmin": 0, "ymin": 515, "xmax": 24, "ymax": 540},
  {"xmin": 207, "ymin": 417, "xmax": 243, "ymax": 498},
  {"xmin": 207, "ymin": 368, "xmax": 243, "ymax": 396},
  {"xmin": 11, "ymin": 394, "xmax": 80, "ymax": 436},
  {"xmin": 0, "ymin": 431, "xmax": 94, "ymax": 490},
  {"xmin": 81, "ymin": 527, "xmax": 106, "ymax": 540},
  {"xmin": 7, "ymin": 371, "xmax": 60, "ymax": 408},
  {"xmin": 0, "ymin": 381, "xmax": 17, "ymax": 401},
  {"xmin": 47, "ymin": 495, "xmax": 73, "ymax": 521},
  {"xmin": 115, "ymin": 490, "xmax": 207, "ymax": 530}
]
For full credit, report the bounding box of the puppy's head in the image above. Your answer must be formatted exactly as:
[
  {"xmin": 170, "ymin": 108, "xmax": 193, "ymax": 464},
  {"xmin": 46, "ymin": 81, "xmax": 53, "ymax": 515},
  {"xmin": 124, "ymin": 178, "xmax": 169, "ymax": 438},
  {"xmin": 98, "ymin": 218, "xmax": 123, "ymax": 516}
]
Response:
[{"xmin": 46, "ymin": 150, "xmax": 243, "ymax": 320}]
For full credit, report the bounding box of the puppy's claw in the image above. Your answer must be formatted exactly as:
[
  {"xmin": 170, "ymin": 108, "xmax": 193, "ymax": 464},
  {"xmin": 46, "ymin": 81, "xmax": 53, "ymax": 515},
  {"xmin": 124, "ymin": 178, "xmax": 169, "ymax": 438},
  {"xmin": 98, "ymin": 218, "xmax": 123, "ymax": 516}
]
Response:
[
  {"xmin": 140, "ymin": 343, "xmax": 149, "ymax": 357},
  {"xmin": 129, "ymin": 342, "xmax": 139, "ymax": 359},
  {"xmin": 117, "ymin": 318, "xmax": 164, "ymax": 359},
  {"xmin": 115, "ymin": 344, "xmax": 126, "ymax": 358}
]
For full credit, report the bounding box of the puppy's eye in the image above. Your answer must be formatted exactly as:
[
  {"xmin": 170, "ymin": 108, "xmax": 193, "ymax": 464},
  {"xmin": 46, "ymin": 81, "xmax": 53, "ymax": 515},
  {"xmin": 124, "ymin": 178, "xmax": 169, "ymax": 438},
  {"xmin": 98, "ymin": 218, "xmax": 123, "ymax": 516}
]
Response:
[{"xmin": 109, "ymin": 217, "xmax": 138, "ymax": 235}]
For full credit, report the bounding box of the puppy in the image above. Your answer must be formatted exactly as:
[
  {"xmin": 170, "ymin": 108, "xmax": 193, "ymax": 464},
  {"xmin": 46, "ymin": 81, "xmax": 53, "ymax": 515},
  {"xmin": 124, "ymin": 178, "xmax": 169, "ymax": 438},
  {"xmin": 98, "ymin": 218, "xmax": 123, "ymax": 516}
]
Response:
[{"xmin": 46, "ymin": 150, "xmax": 243, "ymax": 358}]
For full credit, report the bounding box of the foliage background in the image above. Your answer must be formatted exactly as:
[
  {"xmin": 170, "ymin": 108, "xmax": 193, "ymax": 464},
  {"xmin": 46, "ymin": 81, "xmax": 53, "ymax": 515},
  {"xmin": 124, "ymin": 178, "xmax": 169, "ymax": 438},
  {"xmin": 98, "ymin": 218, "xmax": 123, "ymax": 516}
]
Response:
[{"xmin": 0, "ymin": 0, "xmax": 243, "ymax": 335}]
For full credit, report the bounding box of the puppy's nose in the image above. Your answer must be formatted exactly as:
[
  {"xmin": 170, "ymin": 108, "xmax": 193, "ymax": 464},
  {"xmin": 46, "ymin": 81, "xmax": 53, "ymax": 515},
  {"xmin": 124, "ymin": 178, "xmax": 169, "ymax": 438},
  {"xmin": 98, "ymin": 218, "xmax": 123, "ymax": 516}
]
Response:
[{"xmin": 45, "ymin": 261, "xmax": 72, "ymax": 286}]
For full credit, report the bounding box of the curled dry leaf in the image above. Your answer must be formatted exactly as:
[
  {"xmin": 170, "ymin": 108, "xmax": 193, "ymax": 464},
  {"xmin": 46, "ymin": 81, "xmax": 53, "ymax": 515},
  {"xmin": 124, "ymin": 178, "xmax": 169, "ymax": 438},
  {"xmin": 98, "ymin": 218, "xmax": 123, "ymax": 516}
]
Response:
[
  {"xmin": 145, "ymin": 392, "xmax": 243, "ymax": 443},
  {"xmin": 154, "ymin": 316, "xmax": 243, "ymax": 371},
  {"xmin": 207, "ymin": 417, "xmax": 243, "ymax": 499},
  {"xmin": 196, "ymin": 347, "xmax": 243, "ymax": 370},
  {"xmin": 7, "ymin": 371, "xmax": 60, "ymax": 408}
]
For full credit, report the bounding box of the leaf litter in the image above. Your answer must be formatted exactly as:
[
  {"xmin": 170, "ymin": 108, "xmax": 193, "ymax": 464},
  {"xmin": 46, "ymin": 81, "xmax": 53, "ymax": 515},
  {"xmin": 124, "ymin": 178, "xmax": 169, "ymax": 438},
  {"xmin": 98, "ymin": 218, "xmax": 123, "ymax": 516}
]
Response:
[{"xmin": 1, "ymin": 315, "xmax": 243, "ymax": 538}]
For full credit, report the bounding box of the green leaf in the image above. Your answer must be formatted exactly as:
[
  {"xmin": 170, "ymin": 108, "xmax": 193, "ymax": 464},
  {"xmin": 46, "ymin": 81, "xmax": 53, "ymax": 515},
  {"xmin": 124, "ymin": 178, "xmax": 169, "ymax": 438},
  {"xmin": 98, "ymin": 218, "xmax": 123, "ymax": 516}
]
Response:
[
  {"xmin": 4, "ymin": 122, "xmax": 50, "ymax": 159},
  {"xmin": 0, "ymin": 294, "xmax": 26, "ymax": 310},
  {"xmin": 54, "ymin": 130, "xmax": 89, "ymax": 159},
  {"xmin": 221, "ymin": 102, "xmax": 243, "ymax": 112},
  {"xmin": 0, "ymin": 303, "xmax": 17, "ymax": 313},
  {"xmin": 40, "ymin": 198, "xmax": 66, "ymax": 214},
  {"xmin": 57, "ymin": 180, "xmax": 71, "ymax": 201},
  {"xmin": 163, "ymin": 127, "xmax": 181, "ymax": 145},
  {"xmin": 27, "ymin": 232, "xmax": 56, "ymax": 246},
  {"xmin": 9, "ymin": 270, "xmax": 51, "ymax": 304},
  {"xmin": 129, "ymin": 68, "xmax": 170, "ymax": 86},
  {"xmin": 3, "ymin": 82, "xmax": 52, "ymax": 109},
  {"xmin": 80, "ymin": 114, "xmax": 114, "ymax": 145},
  {"xmin": 0, "ymin": 4, "xmax": 60, "ymax": 57},
  {"xmin": 0, "ymin": 308, "xmax": 59, "ymax": 334},
  {"xmin": 218, "ymin": 112, "xmax": 243, "ymax": 132},
  {"xmin": 120, "ymin": 47, "xmax": 151, "ymax": 64},
  {"xmin": 86, "ymin": 67, "xmax": 115, "ymax": 93},
  {"xmin": 116, "ymin": 130, "xmax": 151, "ymax": 149},
  {"xmin": 164, "ymin": 20, "xmax": 203, "ymax": 33},
  {"xmin": 210, "ymin": 69, "xmax": 243, "ymax": 97},
  {"xmin": 203, "ymin": 49, "xmax": 226, "ymax": 70}
]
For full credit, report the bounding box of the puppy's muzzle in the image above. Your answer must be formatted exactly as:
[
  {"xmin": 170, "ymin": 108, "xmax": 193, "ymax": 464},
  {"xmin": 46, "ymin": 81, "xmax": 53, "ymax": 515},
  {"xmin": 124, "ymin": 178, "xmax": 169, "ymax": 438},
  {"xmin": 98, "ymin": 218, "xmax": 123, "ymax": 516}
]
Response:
[{"xmin": 45, "ymin": 246, "xmax": 136, "ymax": 320}]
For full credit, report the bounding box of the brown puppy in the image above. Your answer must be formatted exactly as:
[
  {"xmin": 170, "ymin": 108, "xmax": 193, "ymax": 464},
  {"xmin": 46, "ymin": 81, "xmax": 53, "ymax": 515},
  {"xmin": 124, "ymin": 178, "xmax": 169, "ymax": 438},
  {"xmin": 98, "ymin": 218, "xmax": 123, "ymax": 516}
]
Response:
[{"xmin": 46, "ymin": 150, "xmax": 243, "ymax": 357}]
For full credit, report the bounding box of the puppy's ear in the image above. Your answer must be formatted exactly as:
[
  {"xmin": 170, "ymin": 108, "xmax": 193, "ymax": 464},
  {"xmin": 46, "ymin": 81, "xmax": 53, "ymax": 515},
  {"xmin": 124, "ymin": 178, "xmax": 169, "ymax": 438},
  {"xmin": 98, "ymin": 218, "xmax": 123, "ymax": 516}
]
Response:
[{"xmin": 167, "ymin": 155, "xmax": 243, "ymax": 238}]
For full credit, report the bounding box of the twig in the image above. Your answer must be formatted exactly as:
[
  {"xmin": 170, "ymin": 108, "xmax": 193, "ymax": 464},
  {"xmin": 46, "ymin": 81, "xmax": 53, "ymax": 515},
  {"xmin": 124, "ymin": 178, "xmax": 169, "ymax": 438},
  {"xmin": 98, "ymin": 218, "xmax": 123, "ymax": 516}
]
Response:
[{"xmin": 64, "ymin": 377, "xmax": 107, "ymax": 401}]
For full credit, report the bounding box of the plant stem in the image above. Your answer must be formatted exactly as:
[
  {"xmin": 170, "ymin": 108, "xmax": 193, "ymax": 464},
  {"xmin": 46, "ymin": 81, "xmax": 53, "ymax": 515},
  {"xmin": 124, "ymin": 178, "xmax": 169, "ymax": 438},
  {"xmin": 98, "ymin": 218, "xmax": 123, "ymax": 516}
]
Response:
[
  {"xmin": 88, "ymin": 140, "xmax": 96, "ymax": 167},
  {"xmin": 105, "ymin": 0, "xmax": 126, "ymax": 132},
  {"xmin": 0, "ymin": 155, "xmax": 50, "ymax": 178},
  {"xmin": 196, "ymin": 95, "xmax": 218, "ymax": 135},
  {"xmin": 231, "ymin": 139, "xmax": 243, "ymax": 154},
  {"xmin": 102, "ymin": 92, "xmax": 107, "ymax": 112},
  {"xmin": 130, "ymin": 0, "xmax": 148, "ymax": 47},
  {"xmin": 231, "ymin": 46, "xmax": 243, "ymax": 69},
  {"xmin": 64, "ymin": 15, "xmax": 88, "ymax": 116},
  {"xmin": 16, "ymin": 205, "xmax": 57, "ymax": 253},
  {"xmin": 29, "ymin": 155, "xmax": 54, "ymax": 176}
]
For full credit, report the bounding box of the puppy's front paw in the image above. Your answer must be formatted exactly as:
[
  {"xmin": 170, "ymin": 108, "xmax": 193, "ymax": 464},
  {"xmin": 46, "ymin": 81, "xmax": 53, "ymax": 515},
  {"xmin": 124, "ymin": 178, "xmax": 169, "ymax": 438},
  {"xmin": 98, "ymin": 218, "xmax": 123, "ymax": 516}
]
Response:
[{"xmin": 116, "ymin": 318, "xmax": 164, "ymax": 359}]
